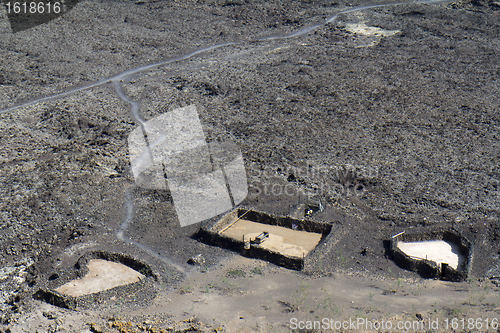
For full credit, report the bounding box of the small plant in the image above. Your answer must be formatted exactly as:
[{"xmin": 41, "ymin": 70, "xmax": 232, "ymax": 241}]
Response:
[
  {"xmin": 467, "ymin": 276, "xmax": 479, "ymax": 288},
  {"xmin": 139, "ymin": 266, "xmax": 152, "ymax": 276},
  {"xmin": 315, "ymin": 257, "xmax": 325, "ymax": 271},
  {"xmin": 251, "ymin": 267, "xmax": 263, "ymax": 275},
  {"xmin": 336, "ymin": 250, "xmax": 347, "ymax": 266},
  {"xmin": 387, "ymin": 267, "xmax": 395, "ymax": 279},
  {"xmin": 449, "ymin": 307, "xmax": 462, "ymax": 317},
  {"xmin": 396, "ymin": 277, "xmax": 405, "ymax": 292},
  {"xmin": 116, "ymin": 297, "xmax": 125, "ymax": 307},
  {"xmin": 317, "ymin": 289, "xmax": 340, "ymax": 316},
  {"xmin": 368, "ymin": 292, "xmax": 374, "ymax": 302},
  {"xmin": 227, "ymin": 268, "xmax": 246, "ymax": 278},
  {"xmin": 202, "ymin": 281, "xmax": 217, "ymax": 293},
  {"xmin": 66, "ymin": 299, "xmax": 76, "ymax": 310},
  {"xmin": 180, "ymin": 285, "xmax": 192, "ymax": 294},
  {"xmin": 294, "ymin": 281, "xmax": 311, "ymax": 306}
]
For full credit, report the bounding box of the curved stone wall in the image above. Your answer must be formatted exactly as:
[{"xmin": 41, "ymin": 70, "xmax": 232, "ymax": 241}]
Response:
[{"xmin": 389, "ymin": 229, "xmax": 472, "ymax": 282}]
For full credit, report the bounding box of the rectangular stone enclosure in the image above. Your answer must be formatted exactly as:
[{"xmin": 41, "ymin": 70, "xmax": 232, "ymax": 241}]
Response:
[{"xmin": 198, "ymin": 208, "xmax": 332, "ymax": 270}]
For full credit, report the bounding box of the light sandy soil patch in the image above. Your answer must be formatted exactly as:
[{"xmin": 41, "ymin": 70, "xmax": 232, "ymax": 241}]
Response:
[
  {"xmin": 55, "ymin": 259, "xmax": 145, "ymax": 297},
  {"xmin": 221, "ymin": 219, "xmax": 322, "ymax": 257}
]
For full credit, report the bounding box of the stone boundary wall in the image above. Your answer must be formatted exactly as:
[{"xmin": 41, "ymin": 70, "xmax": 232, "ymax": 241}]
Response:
[
  {"xmin": 33, "ymin": 251, "xmax": 155, "ymax": 309},
  {"xmin": 197, "ymin": 207, "xmax": 332, "ymax": 270},
  {"xmin": 389, "ymin": 229, "xmax": 472, "ymax": 282}
]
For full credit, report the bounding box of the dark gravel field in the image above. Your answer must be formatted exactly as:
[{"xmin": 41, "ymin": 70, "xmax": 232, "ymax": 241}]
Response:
[{"xmin": 0, "ymin": 0, "xmax": 499, "ymax": 331}]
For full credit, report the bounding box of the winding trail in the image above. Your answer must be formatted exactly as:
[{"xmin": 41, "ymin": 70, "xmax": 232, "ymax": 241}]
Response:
[
  {"xmin": 0, "ymin": 0, "xmax": 447, "ymax": 115},
  {"xmin": 0, "ymin": 0, "xmax": 450, "ymax": 275}
]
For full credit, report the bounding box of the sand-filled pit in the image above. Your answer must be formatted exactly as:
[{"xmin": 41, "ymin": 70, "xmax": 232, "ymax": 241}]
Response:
[
  {"xmin": 55, "ymin": 259, "xmax": 145, "ymax": 297},
  {"xmin": 397, "ymin": 240, "xmax": 464, "ymax": 270},
  {"xmin": 221, "ymin": 219, "xmax": 322, "ymax": 258}
]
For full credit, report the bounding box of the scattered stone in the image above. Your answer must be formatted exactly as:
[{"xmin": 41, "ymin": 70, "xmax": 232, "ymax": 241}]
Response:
[
  {"xmin": 224, "ymin": 0, "xmax": 245, "ymax": 5},
  {"xmin": 88, "ymin": 323, "xmax": 105, "ymax": 333},
  {"xmin": 278, "ymin": 300, "xmax": 298, "ymax": 313},
  {"xmin": 42, "ymin": 311, "xmax": 58, "ymax": 320},
  {"xmin": 0, "ymin": 258, "xmax": 34, "ymax": 312},
  {"xmin": 187, "ymin": 254, "xmax": 205, "ymax": 266},
  {"xmin": 490, "ymin": 1, "xmax": 500, "ymax": 8}
]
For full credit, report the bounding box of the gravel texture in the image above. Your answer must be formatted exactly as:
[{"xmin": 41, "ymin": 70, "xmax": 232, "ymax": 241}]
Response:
[{"xmin": 0, "ymin": 0, "xmax": 499, "ymax": 329}]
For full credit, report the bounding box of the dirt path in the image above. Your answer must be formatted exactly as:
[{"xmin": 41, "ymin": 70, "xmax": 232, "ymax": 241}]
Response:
[{"xmin": 10, "ymin": 255, "xmax": 500, "ymax": 332}]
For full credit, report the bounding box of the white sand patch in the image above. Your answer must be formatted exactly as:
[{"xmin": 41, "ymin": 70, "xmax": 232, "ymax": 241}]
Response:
[
  {"xmin": 55, "ymin": 259, "xmax": 145, "ymax": 297},
  {"xmin": 343, "ymin": 22, "xmax": 400, "ymax": 47},
  {"xmin": 397, "ymin": 240, "xmax": 464, "ymax": 269}
]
